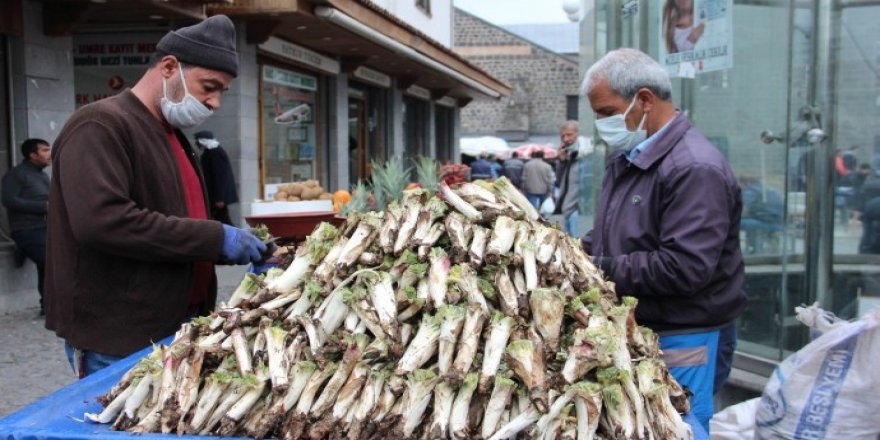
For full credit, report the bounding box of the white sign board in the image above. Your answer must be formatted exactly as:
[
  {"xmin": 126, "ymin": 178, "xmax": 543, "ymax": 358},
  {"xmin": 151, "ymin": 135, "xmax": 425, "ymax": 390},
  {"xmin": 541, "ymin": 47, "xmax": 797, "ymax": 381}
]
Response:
[
  {"xmin": 436, "ymin": 96, "xmax": 456, "ymax": 107},
  {"xmin": 259, "ymin": 37, "xmax": 340, "ymax": 75},
  {"xmin": 352, "ymin": 66, "xmax": 391, "ymax": 88},
  {"xmin": 406, "ymin": 84, "xmax": 431, "ymax": 100},
  {"xmin": 659, "ymin": 0, "xmax": 733, "ymax": 77}
]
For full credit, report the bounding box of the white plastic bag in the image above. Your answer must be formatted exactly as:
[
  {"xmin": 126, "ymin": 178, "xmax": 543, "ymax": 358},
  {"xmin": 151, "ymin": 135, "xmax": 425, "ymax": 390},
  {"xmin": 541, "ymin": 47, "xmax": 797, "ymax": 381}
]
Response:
[
  {"xmin": 710, "ymin": 398, "xmax": 759, "ymax": 440},
  {"xmin": 755, "ymin": 305, "xmax": 880, "ymax": 439},
  {"xmin": 539, "ymin": 197, "xmax": 556, "ymax": 216}
]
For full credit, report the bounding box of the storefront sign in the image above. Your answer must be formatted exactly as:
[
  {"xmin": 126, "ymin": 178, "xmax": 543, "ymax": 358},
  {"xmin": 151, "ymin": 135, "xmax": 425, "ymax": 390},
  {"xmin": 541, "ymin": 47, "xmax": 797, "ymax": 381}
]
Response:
[
  {"xmin": 72, "ymin": 33, "xmax": 164, "ymax": 108},
  {"xmin": 659, "ymin": 0, "xmax": 733, "ymax": 77},
  {"xmin": 436, "ymin": 96, "xmax": 456, "ymax": 107},
  {"xmin": 259, "ymin": 36, "xmax": 340, "ymax": 75},
  {"xmin": 263, "ymin": 65, "xmax": 318, "ymax": 91},
  {"xmin": 352, "ymin": 66, "xmax": 391, "ymax": 88},
  {"xmin": 406, "ymin": 84, "xmax": 431, "ymax": 100}
]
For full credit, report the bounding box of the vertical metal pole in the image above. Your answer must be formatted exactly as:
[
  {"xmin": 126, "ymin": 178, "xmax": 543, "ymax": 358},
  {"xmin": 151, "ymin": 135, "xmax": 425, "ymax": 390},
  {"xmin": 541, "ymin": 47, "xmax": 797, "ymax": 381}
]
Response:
[
  {"xmin": 777, "ymin": 0, "xmax": 796, "ymax": 360},
  {"xmin": 329, "ymin": 73, "xmax": 350, "ymax": 191},
  {"xmin": 609, "ymin": 0, "xmax": 622, "ymax": 50},
  {"xmin": 803, "ymin": 0, "xmax": 838, "ymax": 314},
  {"xmin": 390, "ymin": 80, "xmax": 405, "ymax": 158}
]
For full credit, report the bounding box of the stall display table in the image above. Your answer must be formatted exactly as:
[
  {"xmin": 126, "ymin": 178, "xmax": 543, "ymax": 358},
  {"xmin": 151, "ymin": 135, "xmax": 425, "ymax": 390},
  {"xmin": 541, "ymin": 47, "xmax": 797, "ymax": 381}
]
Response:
[
  {"xmin": 0, "ymin": 338, "xmax": 245, "ymax": 440},
  {"xmin": 0, "ymin": 339, "xmax": 708, "ymax": 439}
]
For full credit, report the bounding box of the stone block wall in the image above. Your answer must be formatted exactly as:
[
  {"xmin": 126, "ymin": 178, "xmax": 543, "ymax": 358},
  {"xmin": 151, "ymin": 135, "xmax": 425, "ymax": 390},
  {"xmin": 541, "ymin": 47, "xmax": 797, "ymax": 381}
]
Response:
[{"xmin": 453, "ymin": 8, "xmax": 580, "ymax": 138}]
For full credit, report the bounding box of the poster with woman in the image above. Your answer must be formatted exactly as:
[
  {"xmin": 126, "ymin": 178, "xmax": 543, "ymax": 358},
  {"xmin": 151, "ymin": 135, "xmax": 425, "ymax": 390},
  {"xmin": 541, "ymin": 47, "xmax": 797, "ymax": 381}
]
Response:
[{"xmin": 660, "ymin": 0, "xmax": 733, "ymax": 77}]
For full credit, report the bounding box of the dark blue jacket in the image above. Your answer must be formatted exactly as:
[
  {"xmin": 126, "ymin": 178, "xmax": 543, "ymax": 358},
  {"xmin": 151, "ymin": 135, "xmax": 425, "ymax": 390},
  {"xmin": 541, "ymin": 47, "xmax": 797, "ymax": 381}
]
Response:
[
  {"xmin": 201, "ymin": 146, "xmax": 239, "ymax": 206},
  {"xmin": 583, "ymin": 113, "xmax": 747, "ymax": 333},
  {"xmin": 470, "ymin": 158, "xmax": 493, "ymax": 180}
]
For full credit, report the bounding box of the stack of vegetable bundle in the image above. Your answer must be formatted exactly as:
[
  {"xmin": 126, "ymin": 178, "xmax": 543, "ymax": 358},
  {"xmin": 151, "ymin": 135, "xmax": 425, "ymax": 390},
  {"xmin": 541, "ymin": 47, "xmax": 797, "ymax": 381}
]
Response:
[{"xmin": 89, "ymin": 177, "xmax": 694, "ymax": 440}]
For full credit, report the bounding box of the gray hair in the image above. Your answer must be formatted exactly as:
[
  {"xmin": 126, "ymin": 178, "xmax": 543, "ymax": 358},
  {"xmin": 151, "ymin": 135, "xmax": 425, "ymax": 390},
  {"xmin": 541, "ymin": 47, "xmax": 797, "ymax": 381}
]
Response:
[
  {"xmin": 561, "ymin": 120, "xmax": 579, "ymax": 132},
  {"xmin": 580, "ymin": 48, "xmax": 672, "ymax": 100}
]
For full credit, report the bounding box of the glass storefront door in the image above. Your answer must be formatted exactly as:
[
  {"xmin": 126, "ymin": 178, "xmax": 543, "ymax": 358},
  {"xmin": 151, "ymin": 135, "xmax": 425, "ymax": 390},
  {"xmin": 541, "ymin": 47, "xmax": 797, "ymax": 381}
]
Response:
[
  {"xmin": 348, "ymin": 84, "xmax": 388, "ymax": 183},
  {"xmin": 829, "ymin": 2, "xmax": 880, "ymax": 323},
  {"xmin": 590, "ymin": 0, "xmax": 880, "ymax": 366},
  {"xmin": 435, "ymin": 105, "xmax": 455, "ymax": 162},
  {"xmin": 348, "ymin": 95, "xmax": 367, "ymax": 182}
]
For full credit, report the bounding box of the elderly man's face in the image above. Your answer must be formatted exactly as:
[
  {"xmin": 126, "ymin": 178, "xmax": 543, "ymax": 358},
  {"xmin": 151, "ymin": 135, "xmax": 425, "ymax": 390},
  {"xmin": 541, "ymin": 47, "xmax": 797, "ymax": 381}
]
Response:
[
  {"xmin": 587, "ymin": 78, "xmax": 643, "ymax": 131},
  {"xmin": 560, "ymin": 127, "xmax": 578, "ymax": 146},
  {"xmin": 164, "ymin": 58, "xmax": 233, "ymax": 111}
]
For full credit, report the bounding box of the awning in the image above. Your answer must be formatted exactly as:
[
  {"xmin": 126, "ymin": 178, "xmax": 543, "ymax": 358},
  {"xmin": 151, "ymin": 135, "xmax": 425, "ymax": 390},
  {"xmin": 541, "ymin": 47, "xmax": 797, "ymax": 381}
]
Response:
[
  {"xmin": 32, "ymin": 0, "xmax": 509, "ymax": 102},
  {"xmin": 460, "ymin": 136, "xmax": 512, "ymax": 158},
  {"xmin": 209, "ymin": 0, "xmax": 510, "ymax": 102}
]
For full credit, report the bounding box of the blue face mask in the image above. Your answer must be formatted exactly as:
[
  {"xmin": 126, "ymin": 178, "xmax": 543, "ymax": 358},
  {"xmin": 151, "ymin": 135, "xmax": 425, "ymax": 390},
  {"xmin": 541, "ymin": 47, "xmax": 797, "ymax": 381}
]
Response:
[{"xmin": 594, "ymin": 95, "xmax": 647, "ymax": 151}]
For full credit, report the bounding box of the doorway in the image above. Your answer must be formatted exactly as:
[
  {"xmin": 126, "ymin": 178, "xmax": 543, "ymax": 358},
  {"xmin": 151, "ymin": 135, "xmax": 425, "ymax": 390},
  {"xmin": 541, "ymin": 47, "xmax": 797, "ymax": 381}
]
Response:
[{"xmin": 348, "ymin": 94, "xmax": 367, "ymax": 183}]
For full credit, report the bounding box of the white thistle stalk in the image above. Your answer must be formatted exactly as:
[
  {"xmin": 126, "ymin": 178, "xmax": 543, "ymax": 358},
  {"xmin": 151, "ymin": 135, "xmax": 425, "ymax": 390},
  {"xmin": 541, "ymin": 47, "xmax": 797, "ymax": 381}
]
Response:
[
  {"xmin": 399, "ymin": 369, "xmax": 440, "ymax": 437},
  {"xmin": 530, "ymin": 288, "xmax": 566, "ymax": 351},
  {"xmin": 488, "ymin": 404, "xmax": 540, "ymax": 440},
  {"xmin": 468, "ymin": 225, "xmax": 489, "ymax": 266},
  {"xmin": 485, "ymin": 216, "xmax": 517, "ymax": 263},
  {"xmin": 446, "ymin": 303, "xmax": 487, "ymax": 386},
  {"xmin": 427, "ymin": 381, "xmax": 456, "ymax": 439},
  {"xmin": 218, "ymin": 366, "xmax": 268, "ymax": 436},
  {"xmin": 85, "ymin": 381, "xmax": 134, "ymax": 423},
  {"xmin": 449, "ymin": 372, "xmax": 478, "ymax": 439},
  {"xmin": 428, "ymin": 248, "xmax": 451, "ymax": 310},
  {"xmin": 123, "ymin": 373, "xmax": 153, "ymax": 419},
  {"xmin": 395, "ymin": 314, "xmax": 440, "ymax": 376},
  {"xmin": 493, "ymin": 176, "xmax": 540, "ymax": 221},
  {"xmin": 479, "ymin": 312, "xmax": 516, "ymax": 394},
  {"xmin": 264, "ymin": 326, "xmax": 289, "ymax": 394},
  {"xmin": 437, "ymin": 304, "xmax": 466, "ymax": 376},
  {"xmin": 481, "ymin": 376, "xmax": 516, "ymax": 439},
  {"xmin": 535, "ymin": 225, "xmax": 560, "ymax": 264},
  {"xmin": 495, "ymin": 267, "xmax": 520, "ymax": 317},
  {"xmin": 367, "ymin": 272, "xmax": 399, "ymax": 341},
  {"xmin": 439, "ymin": 180, "xmax": 481, "ymax": 221}
]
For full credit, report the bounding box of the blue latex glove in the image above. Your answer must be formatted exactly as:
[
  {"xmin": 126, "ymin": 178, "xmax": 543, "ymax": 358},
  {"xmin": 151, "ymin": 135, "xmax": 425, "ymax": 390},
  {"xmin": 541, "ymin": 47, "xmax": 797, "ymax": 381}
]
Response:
[{"xmin": 221, "ymin": 224, "xmax": 267, "ymax": 265}]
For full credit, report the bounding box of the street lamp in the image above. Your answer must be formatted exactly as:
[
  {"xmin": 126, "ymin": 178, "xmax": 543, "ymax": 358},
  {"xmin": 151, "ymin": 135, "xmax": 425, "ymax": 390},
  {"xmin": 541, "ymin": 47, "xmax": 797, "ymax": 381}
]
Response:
[{"xmin": 563, "ymin": 0, "xmax": 583, "ymax": 22}]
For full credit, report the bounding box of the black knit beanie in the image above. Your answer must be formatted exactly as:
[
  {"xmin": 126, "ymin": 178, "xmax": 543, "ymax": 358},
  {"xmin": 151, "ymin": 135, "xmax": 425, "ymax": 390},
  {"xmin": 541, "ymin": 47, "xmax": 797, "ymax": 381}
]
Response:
[{"xmin": 156, "ymin": 15, "xmax": 239, "ymax": 77}]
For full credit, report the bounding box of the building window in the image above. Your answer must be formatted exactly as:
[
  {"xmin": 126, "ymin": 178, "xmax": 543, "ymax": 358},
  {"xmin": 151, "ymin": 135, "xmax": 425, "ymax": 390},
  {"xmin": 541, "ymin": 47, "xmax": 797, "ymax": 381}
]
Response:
[
  {"xmin": 566, "ymin": 95, "xmax": 579, "ymax": 121},
  {"xmin": 415, "ymin": 0, "xmax": 431, "ymax": 16}
]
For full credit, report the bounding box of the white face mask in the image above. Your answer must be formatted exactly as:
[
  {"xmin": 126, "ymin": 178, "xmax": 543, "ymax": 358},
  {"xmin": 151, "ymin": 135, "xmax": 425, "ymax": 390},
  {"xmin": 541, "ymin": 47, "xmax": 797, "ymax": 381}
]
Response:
[
  {"xmin": 160, "ymin": 64, "xmax": 213, "ymax": 129},
  {"xmin": 594, "ymin": 95, "xmax": 648, "ymax": 151},
  {"xmin": 198, "ymin": 138, "xmax": 220, "ymax": 149}
]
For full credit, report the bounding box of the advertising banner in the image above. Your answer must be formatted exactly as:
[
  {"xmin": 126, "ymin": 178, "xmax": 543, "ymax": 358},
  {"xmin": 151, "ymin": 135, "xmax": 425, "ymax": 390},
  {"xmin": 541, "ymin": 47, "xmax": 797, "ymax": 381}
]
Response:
[{"xmin": 659, "ymin": 0, "xmax": 733, "ymax": 78}]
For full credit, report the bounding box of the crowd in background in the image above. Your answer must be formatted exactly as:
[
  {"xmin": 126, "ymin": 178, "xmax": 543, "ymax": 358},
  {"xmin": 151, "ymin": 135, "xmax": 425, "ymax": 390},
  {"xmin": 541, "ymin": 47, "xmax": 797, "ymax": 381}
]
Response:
[{"xmin": 454, "ymin": 121, "xmax": 594, "ymax": 236}]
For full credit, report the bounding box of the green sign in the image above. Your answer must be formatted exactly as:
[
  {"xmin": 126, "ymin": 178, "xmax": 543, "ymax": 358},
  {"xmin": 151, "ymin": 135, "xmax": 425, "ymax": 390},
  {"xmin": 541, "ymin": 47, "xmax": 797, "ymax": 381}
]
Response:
[{"xmin": 263, "ymin": 66, "xmax": 317, "ymax": 91}]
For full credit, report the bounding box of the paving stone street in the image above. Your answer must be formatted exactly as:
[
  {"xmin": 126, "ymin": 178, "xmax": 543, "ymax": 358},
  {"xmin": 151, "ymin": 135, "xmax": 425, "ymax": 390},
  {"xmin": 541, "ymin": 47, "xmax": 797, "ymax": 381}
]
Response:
[{"xmin": 0, "ymin": 265, "xmax": 247, "ymax": 418}]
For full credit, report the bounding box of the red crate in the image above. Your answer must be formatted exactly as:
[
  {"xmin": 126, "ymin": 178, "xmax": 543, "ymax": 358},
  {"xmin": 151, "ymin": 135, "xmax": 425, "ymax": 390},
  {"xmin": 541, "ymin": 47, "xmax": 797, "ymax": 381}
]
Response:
[{"xmin": 245, "ymin": 211, "xmax": 345, "ymax": 241}]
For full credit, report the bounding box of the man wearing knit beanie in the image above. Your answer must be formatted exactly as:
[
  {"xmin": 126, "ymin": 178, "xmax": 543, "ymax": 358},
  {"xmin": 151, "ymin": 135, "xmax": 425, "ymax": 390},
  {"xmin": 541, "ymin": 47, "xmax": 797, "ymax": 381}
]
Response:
[{"xmin": 45, "ymin": 15, "xmax": 268, "ymax": 377}]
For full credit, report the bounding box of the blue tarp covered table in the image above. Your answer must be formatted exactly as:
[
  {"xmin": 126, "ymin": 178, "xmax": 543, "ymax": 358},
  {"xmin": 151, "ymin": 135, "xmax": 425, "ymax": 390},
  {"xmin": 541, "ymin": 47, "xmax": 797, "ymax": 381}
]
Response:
[
  {"xmin": 0, "ymin": 339, "xmax": 708, "ymax": 439},
  {"xmin": 0, "ymin": 337, "xmax": 246, "ymax": 440}
]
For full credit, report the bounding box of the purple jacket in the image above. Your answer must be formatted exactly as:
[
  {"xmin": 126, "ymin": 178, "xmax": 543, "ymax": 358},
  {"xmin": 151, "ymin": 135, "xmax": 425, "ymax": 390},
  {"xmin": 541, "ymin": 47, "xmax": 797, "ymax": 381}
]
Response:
[{"xmin": 583, "ymin": 113, "xmax": 747, "ymax": 333}]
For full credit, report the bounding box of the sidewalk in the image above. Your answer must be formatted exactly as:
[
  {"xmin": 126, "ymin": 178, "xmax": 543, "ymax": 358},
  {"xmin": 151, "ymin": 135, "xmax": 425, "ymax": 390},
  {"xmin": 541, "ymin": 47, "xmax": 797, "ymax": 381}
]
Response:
[{"xmin": 0, "ymin": 265, "xmax": 247, "ymax": 418}]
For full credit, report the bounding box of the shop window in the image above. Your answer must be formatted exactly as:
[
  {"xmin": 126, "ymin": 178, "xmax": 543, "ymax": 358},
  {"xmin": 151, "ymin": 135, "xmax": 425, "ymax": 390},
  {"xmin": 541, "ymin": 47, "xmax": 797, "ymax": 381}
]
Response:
[
  {"xmin": 435, "ymin": 105, "xmax": 454, "ymax": 162},
  {"xmin": 260, "ymin": 65, "xmax": 324, "ymax": 193},
  {"xmin": 566, "ymin": 95, "xmax": 579, "ymax": 121},
  {"xmin": 402, "ymin": 96, "xmax": 429, "ymax": 179}
]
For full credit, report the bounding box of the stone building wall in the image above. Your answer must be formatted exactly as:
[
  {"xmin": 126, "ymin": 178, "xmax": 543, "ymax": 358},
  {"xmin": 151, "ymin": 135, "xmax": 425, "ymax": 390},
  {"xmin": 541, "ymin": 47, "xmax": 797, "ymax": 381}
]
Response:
[{"xmin": 453, "ymin": 8, "xmax": 580, "ymax": 138}]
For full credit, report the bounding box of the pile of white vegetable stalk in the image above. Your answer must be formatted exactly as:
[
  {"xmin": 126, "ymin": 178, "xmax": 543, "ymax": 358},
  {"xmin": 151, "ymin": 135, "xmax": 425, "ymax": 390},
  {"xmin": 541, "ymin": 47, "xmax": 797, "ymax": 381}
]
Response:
[{"xmin": 89, "ymin": 177, "xmax": 694, "ymax": 440}]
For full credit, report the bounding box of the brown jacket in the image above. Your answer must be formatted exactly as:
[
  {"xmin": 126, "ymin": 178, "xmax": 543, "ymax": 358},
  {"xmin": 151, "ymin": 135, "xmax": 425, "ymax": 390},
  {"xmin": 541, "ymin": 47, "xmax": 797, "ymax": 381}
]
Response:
[{"xmin": 45, "ymin": 89, "xmax": 224, "ymax": 356}]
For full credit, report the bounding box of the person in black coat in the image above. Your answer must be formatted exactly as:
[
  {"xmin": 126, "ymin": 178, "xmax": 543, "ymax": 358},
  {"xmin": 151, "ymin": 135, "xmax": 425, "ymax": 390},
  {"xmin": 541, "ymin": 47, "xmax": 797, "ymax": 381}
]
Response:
[{"xmin": 194, "ymin": 131, "xmax": 239, "ymax": 226}]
